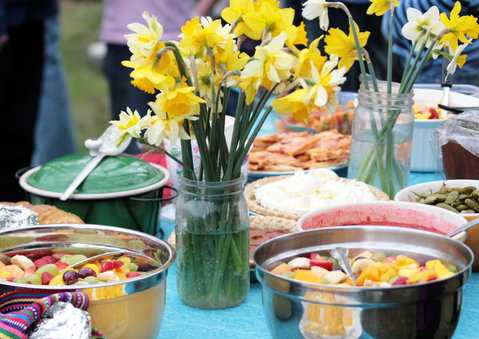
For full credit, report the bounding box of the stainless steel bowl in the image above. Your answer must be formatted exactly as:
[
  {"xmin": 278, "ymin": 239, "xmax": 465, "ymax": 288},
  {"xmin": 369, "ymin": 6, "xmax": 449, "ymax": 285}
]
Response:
[
  {"xmin": 0, "ymin": 224, "xmax": 175, "ymax": 339},
  {"xmin": 254, "ymin": 226, "xmax": 473, "ymax": 339}
]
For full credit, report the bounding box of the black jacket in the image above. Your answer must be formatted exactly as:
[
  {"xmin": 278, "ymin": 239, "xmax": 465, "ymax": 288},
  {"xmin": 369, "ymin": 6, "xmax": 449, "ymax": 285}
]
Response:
[{"xmin": 0, "ymin": 0, "xmax": 58, "ymax": 35}]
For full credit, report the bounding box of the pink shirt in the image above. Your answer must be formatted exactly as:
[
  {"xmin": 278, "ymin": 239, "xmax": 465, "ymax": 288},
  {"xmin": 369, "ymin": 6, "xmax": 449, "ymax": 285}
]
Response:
[{"xmin": 100, "ymin": 0, "xmax": 194, "ymax": 44}]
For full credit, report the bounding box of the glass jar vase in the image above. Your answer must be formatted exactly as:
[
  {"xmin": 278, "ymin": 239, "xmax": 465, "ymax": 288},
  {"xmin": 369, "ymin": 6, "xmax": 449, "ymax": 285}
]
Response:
[
  {"xmin": 175, "ymin": 177, "xmax": 250, "ymax": 309},
  {"xmin": 348, "ymin": 81, "xmax": 414, "ymax": 197}
]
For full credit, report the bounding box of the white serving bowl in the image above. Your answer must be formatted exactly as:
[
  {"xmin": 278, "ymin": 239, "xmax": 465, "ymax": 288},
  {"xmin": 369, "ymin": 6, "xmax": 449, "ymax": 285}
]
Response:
[
  {"xmin": 411, "ymin": 89, "xmax": 479, "ymax": 172},
  {"xmin": 395, "ymin": 180, "xmax": 479, "ymax": 269},
  {"xmin": 298, "ymin": 201, "xmax": 467, "ymax": 242}
]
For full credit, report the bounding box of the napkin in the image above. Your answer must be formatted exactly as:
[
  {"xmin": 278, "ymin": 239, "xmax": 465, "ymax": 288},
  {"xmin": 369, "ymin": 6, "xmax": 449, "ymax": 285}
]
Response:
[{"xmin": 0, "ymin": 290, "xmax": 94, "ymax": 339}]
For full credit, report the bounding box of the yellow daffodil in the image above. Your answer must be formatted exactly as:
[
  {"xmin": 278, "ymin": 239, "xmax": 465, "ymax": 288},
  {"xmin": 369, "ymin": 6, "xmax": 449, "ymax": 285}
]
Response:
[
  {"xmin": 367, "ymin": 0, "xmax": 399, "ymax": 16},
  {"xmin": 324, "ymin": 24, "xmax": 370, "ymax": 70},
  {"xmin": 272, "ymin": 88, "xmax": 311, "ymax": 122},
  {"xmin": 222, "ymin": 0, "xmax": 264, "ymax": 40},
  {"xmin": 150, "ymin": 83, "xmax": 206, "ymax": 120},
  {"xmin": 110, "ymin": 107, "xmax": 143, "ymax": 137},
  {"xmin": 295, "ymin": 37, "xmax": 326, "ymax": 78},
  {"xmin": 440, "ymin": 1, "xmax": 479, "ymax": 51},
  {"xmin": 122, "ymin": 12, "xmax": 180, "ymax": 94},
  {"xmin": 110, "ymin": 107, "xmax": 149, "ymax": 143},
  {"xmin": 216, "ymin": 36, "xmax": 249, "ymax": 73},
  {"xmin": 239, "ymin": 33, "xmax": 297, "ymax": 103},
  {"xmin": 446, "ymin": 42, "xmax": 469, "ymax": 76},
  {"xmin": 179, "ymin": 17, "xmax": 231, "ymax": 57},
  {"xmin": 286, "ymin": 22, "xmax": 308, "ymax": 48}
]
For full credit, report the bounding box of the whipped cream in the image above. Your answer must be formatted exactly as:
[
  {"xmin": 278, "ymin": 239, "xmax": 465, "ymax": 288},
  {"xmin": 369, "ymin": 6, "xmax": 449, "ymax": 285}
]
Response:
[{"xmin": 255, "ymin": 170, "xmax": 380, "ymax": 215}]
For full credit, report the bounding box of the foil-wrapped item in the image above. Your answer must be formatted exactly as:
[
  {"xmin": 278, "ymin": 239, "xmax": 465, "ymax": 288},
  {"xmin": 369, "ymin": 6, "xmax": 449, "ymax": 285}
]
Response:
[
  {"xmin": 29, "ymin": 302, "xmax": 92, "ymax": 339},
  {"xmin": 0, "ymin": 204, "xmax": 38, "ymax": 231}
]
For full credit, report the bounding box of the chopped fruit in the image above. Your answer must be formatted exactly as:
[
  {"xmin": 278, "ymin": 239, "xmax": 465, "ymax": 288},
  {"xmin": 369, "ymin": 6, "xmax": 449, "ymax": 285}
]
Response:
[
  {"xmin": 274, "ymin": 251, "xmax": 458, "ymax": 288},
  {"xmin": 288, "ymin": 257, "xmax": 310, "ymax": 270},
  {"xmin": 126, "ymin": 272, "xmax": 141, "ymax": 278},
  {"xmin": 271, "ymin": 263, "xmax": 291, "ymax": 275},
  {"xmin": 0, "ymin": 251, "xmax": 156, "ymax": 287},
  {"xmin": 41, "ymin": 272, "xmax": 54, "ymax": 285}
]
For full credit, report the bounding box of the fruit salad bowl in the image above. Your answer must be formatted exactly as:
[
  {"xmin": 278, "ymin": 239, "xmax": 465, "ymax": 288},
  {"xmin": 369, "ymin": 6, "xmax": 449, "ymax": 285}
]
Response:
[
  {"xmin": 0, "ymin": 224, "xmax": 175, "ymax": 339},
  {"xmin": 254, "ymin": 226, "xmax": 472, "ymax": 339}
]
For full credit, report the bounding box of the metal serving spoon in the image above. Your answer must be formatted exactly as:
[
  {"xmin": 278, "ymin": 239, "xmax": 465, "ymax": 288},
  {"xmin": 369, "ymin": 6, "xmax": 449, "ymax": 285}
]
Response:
[
  {"xmin": 60, "ymin": 126, "xmax": 131, "ymax": 201},
  {"xmin": 330, "ymin": 247, "xmax": 355, "ymax": 283},
  {"xmin": 448, "ymin": 218, "xmax": 479, "ymax": 238},
  {"xmin": 438, "ymin": 104, "xmax": 479, "ymax": 114}
]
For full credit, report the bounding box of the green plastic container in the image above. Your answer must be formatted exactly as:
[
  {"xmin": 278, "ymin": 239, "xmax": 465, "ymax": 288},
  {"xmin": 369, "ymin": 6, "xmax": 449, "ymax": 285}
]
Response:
[{"xmin": 18, "ymin": 153, "xmax": 171, "ymax": 236}]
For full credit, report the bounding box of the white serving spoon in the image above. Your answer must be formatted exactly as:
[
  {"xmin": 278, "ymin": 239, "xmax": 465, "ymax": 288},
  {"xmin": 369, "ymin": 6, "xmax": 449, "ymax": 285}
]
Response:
[{"xmin": 60, "ymin": 127, "xmax": 131, "ymax": 201}]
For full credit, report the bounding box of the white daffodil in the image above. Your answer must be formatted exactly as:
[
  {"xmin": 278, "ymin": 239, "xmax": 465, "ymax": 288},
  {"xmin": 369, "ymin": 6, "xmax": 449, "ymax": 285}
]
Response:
[
  {"xmin": 125, "ymin": 12, "xmax": 164, "ymax": 57},
  {"xmin": 110, "ymin": 107, "xmax": 149, "ymax": 140},
  {"xmin": 446, "ymin": 42, "xmax": 470, "ymax": 76},
  {"xmin": 144, "ymin": 113, "xmax": 190, "ymax": 145},
  {"xmin": 302, "ymin": 0, "xmax": 329, "ymax": 31},
  {"xmin": 308, "ymin": 56, "xmax": 347, "ymax": 109},
  {"xmin": 401, "ymin": 7, "xmax": 445, "ymax": 49}
]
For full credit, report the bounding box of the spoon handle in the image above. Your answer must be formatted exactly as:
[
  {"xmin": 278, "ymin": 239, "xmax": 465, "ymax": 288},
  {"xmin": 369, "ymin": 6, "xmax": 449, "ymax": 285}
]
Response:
[
  {"xmin": 448, "ymin": 218, "xmax": 479, "ymax": 238},
  {"xmin": 60, "ymin": 154, "xmax": 106, "ymax": 201},
  {"xmin": 331, "ymin": 247, "xmax": 355, "ymax": 282}
]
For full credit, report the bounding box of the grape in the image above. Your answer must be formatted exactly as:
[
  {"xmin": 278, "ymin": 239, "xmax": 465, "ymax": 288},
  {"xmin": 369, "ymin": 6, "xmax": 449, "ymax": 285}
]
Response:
[
  {"xmin": 78, "ymin": 267, "xmax": 96, "ymax": 279},
  {"xmin": 63, "ymin": 270, "xmax": 79, "ymax": 285},
  {"xmin": 60, "ymin": 255, "xmax": 87, "ymax": 266},
  {"xmin": 129, "ymin": 263, "xmax": 138, "ymax": 272}
]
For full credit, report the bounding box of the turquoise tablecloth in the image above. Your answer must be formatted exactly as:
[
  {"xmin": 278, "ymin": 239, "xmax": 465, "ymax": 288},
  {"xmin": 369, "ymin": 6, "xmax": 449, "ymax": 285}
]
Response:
[
  {"xmin": 159, "ymin": 172, "xmax": 478, "ymax": 339},
  {"xmin": 159, "ymin": 116, "xmax": 478, "ymax": 338}
]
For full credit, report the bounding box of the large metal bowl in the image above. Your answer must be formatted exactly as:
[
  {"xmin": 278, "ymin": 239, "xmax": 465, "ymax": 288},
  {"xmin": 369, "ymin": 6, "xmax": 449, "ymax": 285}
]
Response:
[
  {"xmin": 254, "ymin": 226, "xmax": 473, "ymax": 339},
  {"xmin": 0, "ymin": 224, "xmax": 175, "ymax": 339}
]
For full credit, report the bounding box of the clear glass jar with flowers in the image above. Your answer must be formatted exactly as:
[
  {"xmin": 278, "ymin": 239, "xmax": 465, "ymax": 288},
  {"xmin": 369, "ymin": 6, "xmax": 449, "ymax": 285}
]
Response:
[
  {"xmin": 303, "ymin": 0, "xmax": 479, "ymax": 197},
  {"xmin": 109, "ymin": 3, "xmax": 354, "ymax": 308}
]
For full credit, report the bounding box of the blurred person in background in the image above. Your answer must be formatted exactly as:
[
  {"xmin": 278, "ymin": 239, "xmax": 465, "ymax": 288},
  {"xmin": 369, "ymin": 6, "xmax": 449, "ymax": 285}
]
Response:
[
  {"xmin": 101, "ymin": 0, "xmax": 211, "ymax": 153},
  {"xmin": 0, "ymin": 0, "xmax": 57, "ymax": 201},
  {"xmin": 33, "ymin": 14, "xmax": 76, "ymax": 166},
  {"xmin": 387, "ymin": 0, "xmax": 479, "ymax": 85}
]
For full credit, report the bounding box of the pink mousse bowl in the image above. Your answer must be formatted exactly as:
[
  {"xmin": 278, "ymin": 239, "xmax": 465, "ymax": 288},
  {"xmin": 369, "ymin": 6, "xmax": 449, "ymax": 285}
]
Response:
[{"xmin": 298, "ymin": 201, "xmax": 468, "ymax": 242}]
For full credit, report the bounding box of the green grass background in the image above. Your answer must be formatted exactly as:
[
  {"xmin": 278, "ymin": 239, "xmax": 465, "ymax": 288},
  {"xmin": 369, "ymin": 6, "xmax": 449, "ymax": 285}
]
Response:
[{"xmin": 60, "ymin": 1, "xmax": 109, "ymax": 149}]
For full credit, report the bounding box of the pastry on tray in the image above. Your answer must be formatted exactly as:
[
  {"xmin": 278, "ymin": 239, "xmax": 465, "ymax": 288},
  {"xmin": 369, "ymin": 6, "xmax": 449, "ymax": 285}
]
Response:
[
  {"xmin": 249, "ymin": 130, "xmax": 351, "ymax": 173},
  {"xmin": 1, "ymin": 201, "xmax": 84, "ymax": 225},
  {"xmin": 245, "ymin": 170, "xmax": 389, "ymax": 221}
]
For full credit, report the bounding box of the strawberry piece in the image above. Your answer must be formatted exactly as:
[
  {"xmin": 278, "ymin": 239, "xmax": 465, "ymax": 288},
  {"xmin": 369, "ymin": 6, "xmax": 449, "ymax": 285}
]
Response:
[
  {"xmin": 429, "ymin": 107, "xmax": 439, "ymax": 120},
  {"xmin": 55, "ymin": 261, "xmax": 68, "ymax": 270},
  {"xmin": 34, "ymin": 258, "xmax": 48, "ymax": 269},
  {"xmin": 392, "ymin": 277, "xmax": 408, "ymax": 285},
  {"xmin": 112, "ymin": 260, "xmax": 124, "ymax": 269},
  {"xmin": 310, "ymin": 253, "xmax": 321, "ymax": 260},
  {"xmin": 427, "ymin": 274, "xmax": 438, "ymax": 281},
  {"xmin": 41, "ymin": 272, "xmax": 54, "ymax": 285},
  {"xmin": 126, "ymin": 272, "xmax": 141, "ymax": 278},
  {"xmin": 310, "ymin": 258, "xmax": 333, "ymax": 271},
  {"xmin": 101, "ymin": 261, "xmax": 115, "ymax": 272},
  {"xmin": 43, "ymin": 256, "xmax": 57, "ymax": 264}
]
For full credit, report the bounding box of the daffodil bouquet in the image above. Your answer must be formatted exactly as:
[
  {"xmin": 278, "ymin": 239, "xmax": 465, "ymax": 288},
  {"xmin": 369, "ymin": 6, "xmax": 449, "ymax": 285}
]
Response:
[
  {"xmin": 110, "ymin": 1, "xmax": 354, "ymax": 308},
  {"xmin": 302, "ymin": 0, "xmax": 479, "ymax": 197}
]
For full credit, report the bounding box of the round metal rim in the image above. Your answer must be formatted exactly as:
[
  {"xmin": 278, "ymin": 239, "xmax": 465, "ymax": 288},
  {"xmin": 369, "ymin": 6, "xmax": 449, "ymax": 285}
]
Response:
[
  {"xmin": 254, "ymin": 226, "xmax": 473, "ymax": 297},
  {"xmin": 0, "ymin": 224, "xmax": 176, "ymax": 292},
  {"xmin": 19, "ymin": 164, "xmax": 170, "ymax": 200}
]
